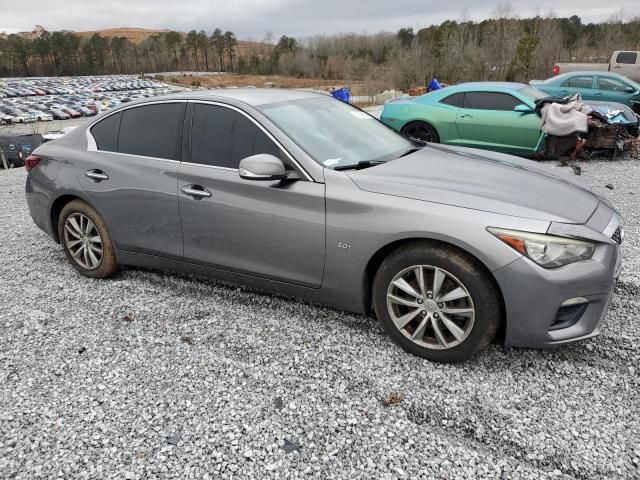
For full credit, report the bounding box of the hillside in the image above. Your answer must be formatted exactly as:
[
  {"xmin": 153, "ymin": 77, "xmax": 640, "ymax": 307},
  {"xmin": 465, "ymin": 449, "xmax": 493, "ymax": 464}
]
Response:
[{"xmin": 73, "ymin": 27, "xmax": 274, "ymax": 57}]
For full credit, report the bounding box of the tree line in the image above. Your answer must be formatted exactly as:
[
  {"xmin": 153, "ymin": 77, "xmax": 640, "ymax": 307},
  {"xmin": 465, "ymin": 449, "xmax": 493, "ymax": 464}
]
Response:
[{"xmin": 1, "ymin": 10, "xmax": 639, "ymax": 93}]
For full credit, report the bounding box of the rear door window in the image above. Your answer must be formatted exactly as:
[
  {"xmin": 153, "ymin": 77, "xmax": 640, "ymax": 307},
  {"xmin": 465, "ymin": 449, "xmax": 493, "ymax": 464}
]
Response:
[
  {"xmin": 564, "ymin": 76, "xmax": 593, "ymax": 89},
  {"xmin": 90, "ymin": 112, "xmax": 121, "ymax": 151},
  {"xmin": 116, "ymin": 103, "xmax": 185, "ymax": 160},
  {"xmin": 615, "ymin": 52, "xmax": 638, "ymax": 64},
  {"xmin": 190, "ymin": 104, "xmax": 282, "ymax": 169},
  {"xmin": 463, "ymin": 92, "xmax": 521, "ymax": 111}
]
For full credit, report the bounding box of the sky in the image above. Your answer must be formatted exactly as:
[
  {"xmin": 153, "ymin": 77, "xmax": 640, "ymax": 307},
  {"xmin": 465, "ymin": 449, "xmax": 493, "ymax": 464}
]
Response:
[{"xmin": 0, "ymin": 0, "xmax": 637, "ymax": 39}]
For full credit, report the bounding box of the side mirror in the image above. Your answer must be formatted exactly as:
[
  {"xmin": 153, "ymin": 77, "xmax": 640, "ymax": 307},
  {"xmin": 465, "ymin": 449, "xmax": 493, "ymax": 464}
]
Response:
[
  {"xmin": 238, "ymin": 154, "xmax": 287, "ymax": 181},
  {"xmin": 514, "ymin": 104, "xmax": 534, "ymax": 114}
]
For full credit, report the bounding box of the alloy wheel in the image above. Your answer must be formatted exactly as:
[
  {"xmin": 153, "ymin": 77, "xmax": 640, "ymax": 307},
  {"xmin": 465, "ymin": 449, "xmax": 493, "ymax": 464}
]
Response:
[
  {"xmin": 63, "ymin": 213, "xmax": 103, "ymax": 270},
  {"xmin": 386, "ymin": 265, "xmax": 475, "ymax": 350}
]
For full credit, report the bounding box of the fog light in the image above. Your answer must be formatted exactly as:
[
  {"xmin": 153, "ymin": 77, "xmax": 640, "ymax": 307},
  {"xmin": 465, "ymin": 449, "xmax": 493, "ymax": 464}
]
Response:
[{"xmin": 550, "ymin": 299, "xmax": 589, "ymax": 331}]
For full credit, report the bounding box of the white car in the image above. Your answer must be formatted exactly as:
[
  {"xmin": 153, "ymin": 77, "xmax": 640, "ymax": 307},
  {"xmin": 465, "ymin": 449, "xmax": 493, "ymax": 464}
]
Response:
[{"xmin": 27, "ymin": 111, "xmax": 53, "ymax": 122}]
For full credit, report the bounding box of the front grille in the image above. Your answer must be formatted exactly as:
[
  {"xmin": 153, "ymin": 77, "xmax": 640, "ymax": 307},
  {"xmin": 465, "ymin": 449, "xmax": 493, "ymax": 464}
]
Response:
[{"xmin": 612, "ymin": 227, "xmax": 622, "ymax": 245}]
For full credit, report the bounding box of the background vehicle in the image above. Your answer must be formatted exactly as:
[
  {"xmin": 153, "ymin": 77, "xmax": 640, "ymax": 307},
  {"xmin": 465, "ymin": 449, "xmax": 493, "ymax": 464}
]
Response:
[
  {"xmin": 25, "ymin": 90, "xmax": 623, "ymax": 362},
  {"xmin": 531, "ymin": 72, "xmax": 640, "ymax": 113},
  {"xmin": 553, "ymin": 51, "xmax": 640, "ymax": 82},
  {"xmin": 380, "ymin": 82, "xmax": 639, "ymax": 156}
]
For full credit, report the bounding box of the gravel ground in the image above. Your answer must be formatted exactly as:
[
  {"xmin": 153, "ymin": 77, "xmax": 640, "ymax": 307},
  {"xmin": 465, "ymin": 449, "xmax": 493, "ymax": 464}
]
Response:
[{"xmin": 1, "ymin": 160, "xmax": 639, "ymax": 480}]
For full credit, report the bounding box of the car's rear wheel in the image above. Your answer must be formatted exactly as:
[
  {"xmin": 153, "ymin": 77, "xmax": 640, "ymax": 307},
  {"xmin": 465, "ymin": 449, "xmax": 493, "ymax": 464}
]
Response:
[
  {"xmin": 373, "ymin": 242, "xmax": 501, "ymax": 362},
  {"xmin": 401, "ymin": 121, "xmax": 440, "ymax": 144},
  {"xmin": 58, "ymin": 200, "xmax": 119, "ymax": 278}
]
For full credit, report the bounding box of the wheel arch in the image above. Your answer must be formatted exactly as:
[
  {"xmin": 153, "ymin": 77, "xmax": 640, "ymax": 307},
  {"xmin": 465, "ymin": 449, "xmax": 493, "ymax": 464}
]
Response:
[
  {"xmin": 49, "ymin": 193, "xmax": 101, "ymax": 244},
  {"xmin": 361, "ymin": 237, "xmax": 506, "ymax": 341}
]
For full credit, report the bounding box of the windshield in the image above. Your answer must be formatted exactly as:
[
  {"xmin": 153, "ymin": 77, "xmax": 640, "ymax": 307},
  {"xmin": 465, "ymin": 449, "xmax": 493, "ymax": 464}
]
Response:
[
  {"xmin": 518, "ymin": 85, "xmax": 547, "ymax": 101},
  {"xmin": 259, "ymin": 96, "xmax": 412, "ymax": 169}
]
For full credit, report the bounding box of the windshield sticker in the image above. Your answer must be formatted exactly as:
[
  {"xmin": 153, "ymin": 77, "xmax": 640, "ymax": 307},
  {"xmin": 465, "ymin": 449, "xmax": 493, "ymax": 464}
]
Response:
[{"xmin": 323, "ymin": 158, "xmax": 341, "ymax": 166}]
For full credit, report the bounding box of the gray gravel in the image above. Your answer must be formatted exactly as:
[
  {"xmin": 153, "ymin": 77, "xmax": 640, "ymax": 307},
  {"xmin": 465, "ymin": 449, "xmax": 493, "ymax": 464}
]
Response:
[{"xmin": 1, "ymin": 160, "xmax": 639, "ymax": 480}]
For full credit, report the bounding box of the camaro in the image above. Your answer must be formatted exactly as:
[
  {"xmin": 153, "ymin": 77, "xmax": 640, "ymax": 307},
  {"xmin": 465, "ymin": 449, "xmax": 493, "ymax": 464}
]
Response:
[
  {"xmin": 26, "ymin": 89, "xmax": 623, "ymax": 362},
  {"xmin": 380, "ymin": 82, "xmax": 639, "ymax": 156}
]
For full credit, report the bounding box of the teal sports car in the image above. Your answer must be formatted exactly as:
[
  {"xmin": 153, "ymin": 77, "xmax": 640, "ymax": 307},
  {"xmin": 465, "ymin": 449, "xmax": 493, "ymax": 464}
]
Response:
[
  {"xmin": 380, "ymin": 82, "xmax": 640, "ymax": 156},
  {"xmin": 530, "ymin": 72, "xmax": 640, "ymax": 113}
]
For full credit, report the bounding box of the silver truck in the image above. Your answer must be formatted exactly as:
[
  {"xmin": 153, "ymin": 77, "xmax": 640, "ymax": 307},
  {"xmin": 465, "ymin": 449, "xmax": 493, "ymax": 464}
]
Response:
[{"xmin": 553, "ymin": 51, "xmax": 640, "ymax": 82}]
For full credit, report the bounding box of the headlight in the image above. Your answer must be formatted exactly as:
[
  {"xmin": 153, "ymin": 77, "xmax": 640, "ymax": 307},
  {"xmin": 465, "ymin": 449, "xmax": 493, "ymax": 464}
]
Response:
[{"xmin": 488, "ymin": 228, "xmax": 595, "ymax": 268}]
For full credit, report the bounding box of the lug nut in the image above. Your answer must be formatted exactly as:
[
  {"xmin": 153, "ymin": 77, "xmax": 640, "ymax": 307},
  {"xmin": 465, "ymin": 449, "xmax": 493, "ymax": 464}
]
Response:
[
  {"xmin": 434, "ymin": 313, "xmax": 439, "ymax": 319},
  {"xmin": 417, "ymin": 299, "xmax": 424, "ymax": 304},
  {"xmin": 437, "ymin": 302, "xmax": 443, "ymax": 308},
  {"xmin": 421, "ymin": 310, "xmax": 427, "ymax": 316},
  {"xmin": 427, "ymin": 292, "xmax": 433, "ymax": 299}
]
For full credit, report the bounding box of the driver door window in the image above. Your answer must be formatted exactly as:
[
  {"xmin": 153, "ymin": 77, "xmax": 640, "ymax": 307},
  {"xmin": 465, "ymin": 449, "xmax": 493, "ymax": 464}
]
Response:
[{"xmin": 189, "ymin": 104, "xmax": 285, "ymax": 169}]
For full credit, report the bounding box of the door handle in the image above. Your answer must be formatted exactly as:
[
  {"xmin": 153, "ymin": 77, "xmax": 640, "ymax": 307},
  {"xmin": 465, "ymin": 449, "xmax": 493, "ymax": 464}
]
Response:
[
  {"xmin": 182, "ymin": 185, "xmax": 212, "ymax": 198},
  {"xmin": 85, "ymin": 169, "xmax": 109, "ymax": 181},
  {"xmin": 459, "ymin": 113, "xmax": 473, "ymax": 119}
]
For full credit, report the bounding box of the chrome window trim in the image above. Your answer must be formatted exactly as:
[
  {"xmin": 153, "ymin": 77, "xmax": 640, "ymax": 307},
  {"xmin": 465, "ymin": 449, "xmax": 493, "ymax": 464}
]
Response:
[{"xmin": 85, "ymin": 98, "xmax": 314, "ymax": 182}]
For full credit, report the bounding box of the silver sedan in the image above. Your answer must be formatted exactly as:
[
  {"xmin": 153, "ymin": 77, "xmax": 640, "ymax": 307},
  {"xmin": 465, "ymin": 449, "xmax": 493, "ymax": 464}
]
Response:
[{"xmin": 25, "ymin": 89, "xmax": 623, "ymax": 362}]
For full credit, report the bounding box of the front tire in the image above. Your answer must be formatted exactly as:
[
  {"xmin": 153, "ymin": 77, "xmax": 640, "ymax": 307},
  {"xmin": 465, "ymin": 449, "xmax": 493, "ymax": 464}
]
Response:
[
  {"xmin": 58, "ymin": 200, "xmax": 119, "ymax": 278},
  {"xmin": 372, "ymin": 242, "xmax": 501, "ymax": 362}
]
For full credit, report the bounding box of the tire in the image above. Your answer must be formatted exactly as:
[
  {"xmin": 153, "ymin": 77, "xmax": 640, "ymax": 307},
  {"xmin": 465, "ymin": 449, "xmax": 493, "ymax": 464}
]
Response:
[
  {"xmin": 372, "ymin": 241, "xmax": 501, "ymax": 363},
  {"xmin": 58, "ymin": 199, "xmax": 119, "ymax": 278},
  {"xmin": 401, "ymin": 121, "xmax": 440, "ymax": 144}
]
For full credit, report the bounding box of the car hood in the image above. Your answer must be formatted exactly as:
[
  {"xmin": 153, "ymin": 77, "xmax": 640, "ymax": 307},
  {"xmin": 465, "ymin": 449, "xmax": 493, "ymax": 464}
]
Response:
[{"xmin": 348, "ymin": 144, "xmax": 602, "ymax": 224}]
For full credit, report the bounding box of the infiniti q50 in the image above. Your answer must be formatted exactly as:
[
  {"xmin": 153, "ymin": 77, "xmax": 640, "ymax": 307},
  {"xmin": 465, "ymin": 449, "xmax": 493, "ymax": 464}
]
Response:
[{"xmin": 25, "ymin": 89, "xmax": 623, "ymax": 362}]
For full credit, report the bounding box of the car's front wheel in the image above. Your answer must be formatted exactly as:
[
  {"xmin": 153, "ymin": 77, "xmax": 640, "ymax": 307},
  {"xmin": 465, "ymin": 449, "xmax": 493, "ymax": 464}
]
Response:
[
  {"xmin": 58, "ymin": 200, "xmax": 119, "ymax": 278},
  {"xmin": 373, "ymin": 242, "xmax": 501, "ymax": 362}
]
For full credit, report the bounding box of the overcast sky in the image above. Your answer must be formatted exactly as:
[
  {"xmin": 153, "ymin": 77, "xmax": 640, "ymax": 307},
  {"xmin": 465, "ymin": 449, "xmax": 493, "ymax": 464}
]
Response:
[{"xmin": 0, "ymin": 0, "xmax": 637, "ymax": 39}]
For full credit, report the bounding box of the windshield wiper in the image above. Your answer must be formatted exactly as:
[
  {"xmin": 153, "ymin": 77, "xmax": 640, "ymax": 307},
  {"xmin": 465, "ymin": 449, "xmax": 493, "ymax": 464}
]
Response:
[
  {"xmin": 333, "ymin": 160, "xmax": 386, "ymax": 171},
  {"xmin": 398, "ymin": 147, "xmax": 421, "ymax": 158}
]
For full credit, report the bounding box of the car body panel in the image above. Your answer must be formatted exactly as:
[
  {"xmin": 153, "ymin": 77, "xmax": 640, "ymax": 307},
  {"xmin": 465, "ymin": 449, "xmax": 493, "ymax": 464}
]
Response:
[
  {"xmin": 26, "ymin": 89, "xmax": 623, "ymax": 349},
  {"xmin": 177, "ymin": 162, "xmax": 326, "ymax": 288}
]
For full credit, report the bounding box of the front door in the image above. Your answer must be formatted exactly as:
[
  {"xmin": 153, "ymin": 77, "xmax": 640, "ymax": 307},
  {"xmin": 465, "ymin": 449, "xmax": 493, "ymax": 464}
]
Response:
[
  {"xmin": 455, "ymin": 91, "xmax": 541, "ymax": 154},
  {"xmin": 80, "ymin": 102, "xmax": 186, "ymax": 258},
  {"xmin": 178, "ymin": 103, "xmax": 326, "ymax": 288}
]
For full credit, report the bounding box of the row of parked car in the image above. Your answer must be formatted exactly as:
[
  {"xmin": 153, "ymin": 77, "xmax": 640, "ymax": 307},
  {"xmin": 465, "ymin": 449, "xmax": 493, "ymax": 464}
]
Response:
[{"xmin": 0, "ymin": 76, "xmax": 183, "ymax": 125}]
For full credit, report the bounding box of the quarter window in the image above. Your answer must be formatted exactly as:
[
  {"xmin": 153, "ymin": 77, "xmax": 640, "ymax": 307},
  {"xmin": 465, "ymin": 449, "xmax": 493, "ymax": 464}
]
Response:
[
  {"xmin": 190, "ymin": 104, "xmax": 282, "ymax": 169},
  {"xmin": 615, "ymin": 52, "xmax": 637, "ymax": 64},
  {"xmin": 116, "ymin": 103, "xmax": 185, "ymax": 160},
  {"xmin": 440, "ymin": 92, "xmax": 464, "ymax": 107},
  {"xmin": 90, "ymin": 112, "xmax": 121, "ymax": 151},
  {"xmin": 564, "ymin": 76, "xmax": 593, "ymax": 89},
  {"xmin": 463, "ymin": 92, "xmax": 521, "ymax": 111}
]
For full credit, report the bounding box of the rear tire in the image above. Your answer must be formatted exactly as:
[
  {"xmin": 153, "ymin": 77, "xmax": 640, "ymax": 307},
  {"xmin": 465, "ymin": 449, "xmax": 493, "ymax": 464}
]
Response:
[
  {"xmin": 372, "ymin": 241, "xmax": 501, "ymax": 363},
  {"xmin": 58, "ymin": 200, "xmax": 119, "ymax": 278},
  {"xmin": 401, "ymin": 121, "xmax": 440, "ymax": 144}
]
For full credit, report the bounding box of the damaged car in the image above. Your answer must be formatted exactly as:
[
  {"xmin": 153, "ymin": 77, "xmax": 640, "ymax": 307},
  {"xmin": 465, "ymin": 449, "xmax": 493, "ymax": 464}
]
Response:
[{"xmin": 380, "ymin": 82, "xmax": 640, "ymax": 159}]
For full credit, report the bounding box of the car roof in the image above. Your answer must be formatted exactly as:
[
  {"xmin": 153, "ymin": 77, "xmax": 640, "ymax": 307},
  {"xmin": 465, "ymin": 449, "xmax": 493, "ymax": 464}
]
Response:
[
  {"xmin": 459, "ymin": 82, "xmax": 526, "ymax": 89},
  {"xmin": 134, "ymin": 88, "xmax": 327, "ymax": 107}
]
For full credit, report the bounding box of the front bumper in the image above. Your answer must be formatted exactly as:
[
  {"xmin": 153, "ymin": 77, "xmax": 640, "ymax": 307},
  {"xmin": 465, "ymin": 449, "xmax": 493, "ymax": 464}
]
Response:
[{"xmin": 494, "ymin": 238, "xmax": 620, "ymax": 348}]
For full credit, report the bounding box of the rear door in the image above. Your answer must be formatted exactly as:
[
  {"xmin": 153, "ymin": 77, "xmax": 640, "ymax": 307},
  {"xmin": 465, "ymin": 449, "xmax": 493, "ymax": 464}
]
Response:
[
  {"xmin": 177, "ymin": 102, "xmax": 325, "ymax": 288},
  {"xmin": 455, "ymin": 91, "xmax": 540, "ymax": 154},
  {"xmin": 80, "ymin": 102, "xmax": 186, "ymax": 258}
]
